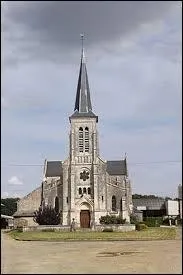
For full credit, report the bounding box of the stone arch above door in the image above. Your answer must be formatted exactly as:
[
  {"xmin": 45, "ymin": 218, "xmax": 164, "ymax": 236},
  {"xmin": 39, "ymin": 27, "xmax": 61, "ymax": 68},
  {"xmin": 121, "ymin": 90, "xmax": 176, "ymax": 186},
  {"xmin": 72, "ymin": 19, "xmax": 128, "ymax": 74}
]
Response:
[
  {"xmin": 80, "ymin": 202, "xmax": 91, "ymax": 228},
  {"xmin": 80, "ymin": 202, "xmax": 91, "ymax": 210}
]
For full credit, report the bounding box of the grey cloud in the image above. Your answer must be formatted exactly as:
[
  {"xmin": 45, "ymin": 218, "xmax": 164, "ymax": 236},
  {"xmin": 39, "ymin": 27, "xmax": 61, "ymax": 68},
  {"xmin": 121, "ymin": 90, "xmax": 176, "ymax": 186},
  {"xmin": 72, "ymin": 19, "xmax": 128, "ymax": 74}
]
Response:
[{"xmin": 3, "ymin": 1, "xmax": 176, "ymax": 65}]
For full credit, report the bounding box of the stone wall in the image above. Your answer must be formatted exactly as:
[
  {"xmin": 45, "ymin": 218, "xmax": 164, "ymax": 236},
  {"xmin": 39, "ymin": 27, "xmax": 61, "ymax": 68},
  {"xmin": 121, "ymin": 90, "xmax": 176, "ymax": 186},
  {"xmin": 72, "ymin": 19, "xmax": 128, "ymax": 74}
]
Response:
[
  {"xmin": 95, "ymin": 224, "xmax": 135, "ymax": 232},
  {"xmin": 16, "ymin": 186, "xmax": 42, "ymax": 214},
  {"xmin": 14, "ymin": 217, "xmax": 38, "ymax": 227},
  {"xmin": 22, "ymin": 224, "xmax": 135, "ymax": 232},
  {"xmin": 43, "ymin": 178, "xmax": 62, "ymax": 208}
]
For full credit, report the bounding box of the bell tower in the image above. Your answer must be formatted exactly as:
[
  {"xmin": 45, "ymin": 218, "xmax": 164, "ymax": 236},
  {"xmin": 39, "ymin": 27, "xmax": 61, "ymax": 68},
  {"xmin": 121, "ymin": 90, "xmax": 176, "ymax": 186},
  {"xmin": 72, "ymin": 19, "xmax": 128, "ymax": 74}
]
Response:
[{"xmin": 67, "ymin": 35, "xmax": 100, "ymax": 225}]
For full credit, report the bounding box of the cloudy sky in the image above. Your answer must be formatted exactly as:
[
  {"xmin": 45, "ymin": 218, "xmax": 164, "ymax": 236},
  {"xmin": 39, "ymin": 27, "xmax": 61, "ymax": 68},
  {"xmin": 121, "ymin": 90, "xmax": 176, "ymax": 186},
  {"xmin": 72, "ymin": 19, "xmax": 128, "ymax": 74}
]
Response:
[{"xmin": 1, "ymin": 1, "xmax": 182, "ymax": 199}]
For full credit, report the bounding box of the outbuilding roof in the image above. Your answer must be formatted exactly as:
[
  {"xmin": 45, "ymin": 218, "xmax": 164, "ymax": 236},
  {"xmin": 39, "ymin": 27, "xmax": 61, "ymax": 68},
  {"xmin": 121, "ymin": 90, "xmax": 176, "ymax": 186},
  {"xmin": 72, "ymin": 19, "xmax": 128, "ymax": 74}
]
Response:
[{"xmin": 132, "ymin": 198, "xmax": 166, "ymax": 210}]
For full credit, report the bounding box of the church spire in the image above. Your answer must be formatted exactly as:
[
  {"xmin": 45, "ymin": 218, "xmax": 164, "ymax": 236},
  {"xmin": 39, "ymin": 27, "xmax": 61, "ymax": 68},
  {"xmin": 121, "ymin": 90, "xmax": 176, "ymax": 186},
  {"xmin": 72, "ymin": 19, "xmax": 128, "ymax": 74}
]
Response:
[{"xmin": 74, "ymin": 34, "xmax": 92, "ymax": 113}]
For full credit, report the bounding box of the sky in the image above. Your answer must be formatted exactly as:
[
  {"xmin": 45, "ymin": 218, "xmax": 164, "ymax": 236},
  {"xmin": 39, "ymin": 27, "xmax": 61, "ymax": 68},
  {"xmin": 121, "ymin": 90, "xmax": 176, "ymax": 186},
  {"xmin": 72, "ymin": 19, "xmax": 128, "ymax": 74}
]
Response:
[{"xmin": 1, "ymin": 1, "xmax": 182, "ymax": 199}]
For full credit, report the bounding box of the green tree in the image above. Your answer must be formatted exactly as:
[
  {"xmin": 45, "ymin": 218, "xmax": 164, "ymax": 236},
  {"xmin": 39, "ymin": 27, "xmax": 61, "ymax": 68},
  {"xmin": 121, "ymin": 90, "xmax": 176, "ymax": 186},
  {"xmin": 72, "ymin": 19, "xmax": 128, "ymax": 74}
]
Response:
[
  {"xmin": 132, "ymin": 194, "xmax": 167, "ymax": 200},
  {"xmin": 1, "ymin": 198, "xmax": 19, "ymax": 216},
  {"xmin": 33, "ymin": 205, "xmax": 60, "ymax": 225}
]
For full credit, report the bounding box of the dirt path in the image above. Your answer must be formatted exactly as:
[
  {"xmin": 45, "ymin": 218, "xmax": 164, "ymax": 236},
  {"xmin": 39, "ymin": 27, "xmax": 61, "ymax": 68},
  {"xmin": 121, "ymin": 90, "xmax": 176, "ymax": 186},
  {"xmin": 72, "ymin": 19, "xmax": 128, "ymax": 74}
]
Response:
[{"xmin": 1, "ymin": 231, "xmax": 182, "ymax": 274}]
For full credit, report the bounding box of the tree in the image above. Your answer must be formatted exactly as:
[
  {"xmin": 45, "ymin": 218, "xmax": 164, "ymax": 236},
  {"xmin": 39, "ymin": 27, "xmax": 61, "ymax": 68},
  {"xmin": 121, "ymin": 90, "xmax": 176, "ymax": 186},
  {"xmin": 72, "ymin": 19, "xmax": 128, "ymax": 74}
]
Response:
[
  {"xmin": 1, "ymin": 198, "xmax": 19, "ymax": 216},
  {"xmin": 33, "ymin": 205, "xmax": 60, "ymax": 225},
  {"xmin": 132, "ymin": 194, "xmax": 167, "ymax": 200}
]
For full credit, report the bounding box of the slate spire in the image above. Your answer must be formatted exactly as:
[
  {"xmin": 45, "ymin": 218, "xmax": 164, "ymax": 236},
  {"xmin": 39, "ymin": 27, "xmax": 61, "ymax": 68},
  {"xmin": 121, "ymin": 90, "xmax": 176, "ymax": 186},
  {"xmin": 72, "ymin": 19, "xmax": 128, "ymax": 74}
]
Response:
[{"xmin": 74, "ymin": 34, "xmax": 92, "ymax": 113}]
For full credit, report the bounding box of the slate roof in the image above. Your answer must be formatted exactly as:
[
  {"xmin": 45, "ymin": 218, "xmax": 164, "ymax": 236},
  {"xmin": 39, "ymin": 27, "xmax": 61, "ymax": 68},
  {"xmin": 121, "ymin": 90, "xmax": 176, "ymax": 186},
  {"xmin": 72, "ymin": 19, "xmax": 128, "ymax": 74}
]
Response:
[
  {"xmin": 132, "ymin": 198, "xmax": 166, "ymax": 210},
  {"xmin": 70, "ymin": 110, "xmax": 98, "ymax": 121},
  {"xmin": 45, "ymin": 161, "xmax": 63, "ymax": 177},
  {"xmin": 70, "ymin": 45, "xmax": 97, "ymax": 121},
  {"xmin": 74, "ymin": 49, "xmax": 92, "ymax": 113},
  {"xmin": 13, "ymin": 211, "xmax": 35, "ymax": 217},
  {"xmin": 106, "ymin": 160, "xmax": 127, "ymax": 175}
]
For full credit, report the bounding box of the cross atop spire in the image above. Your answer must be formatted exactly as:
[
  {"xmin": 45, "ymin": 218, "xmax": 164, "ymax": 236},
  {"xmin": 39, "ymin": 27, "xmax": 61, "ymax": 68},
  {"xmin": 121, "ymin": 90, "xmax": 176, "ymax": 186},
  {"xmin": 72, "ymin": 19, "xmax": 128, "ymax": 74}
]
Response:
[{"xmin": 80, "ymin": 34, "xmax": 86, "ymax": 63}]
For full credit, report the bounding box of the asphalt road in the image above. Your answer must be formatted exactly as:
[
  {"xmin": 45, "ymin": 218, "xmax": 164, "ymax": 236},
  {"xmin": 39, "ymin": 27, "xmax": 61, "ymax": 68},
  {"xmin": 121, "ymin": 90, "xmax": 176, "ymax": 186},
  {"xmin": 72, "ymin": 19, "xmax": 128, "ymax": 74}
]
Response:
[{"xmin": 1, "ymin": 230, "xmax": 182, "ymax": 274}]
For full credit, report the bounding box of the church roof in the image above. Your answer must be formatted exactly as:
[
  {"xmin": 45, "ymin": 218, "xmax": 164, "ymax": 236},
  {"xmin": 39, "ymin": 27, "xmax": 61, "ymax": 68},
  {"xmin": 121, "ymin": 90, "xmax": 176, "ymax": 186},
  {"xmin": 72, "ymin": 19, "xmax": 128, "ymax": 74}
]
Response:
[
  {"xmin": 70, "ymin": 110, "xmax": 98, "ymax": 121},
  {"xmin": 106, "ymin": 160, "xmax": 127, "ymax": 175},
  {"xmin": 70, "ymin": 35, "xmax": 97, "ymax": 121},
  {"xmin": 45, "ymin": 161, "xmax": 63, "ymax": 177}
]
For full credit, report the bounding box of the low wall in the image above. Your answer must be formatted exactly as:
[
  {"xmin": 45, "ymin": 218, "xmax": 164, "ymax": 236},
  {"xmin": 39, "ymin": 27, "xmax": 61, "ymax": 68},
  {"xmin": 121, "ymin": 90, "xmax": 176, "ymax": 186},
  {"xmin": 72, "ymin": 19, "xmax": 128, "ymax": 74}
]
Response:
[
  {"xmin": 23, "ymin": 225, "xmax": 70, "ymax": 232},
  {"xmin": 95, "ymin": 224, "xmax": 135, "ymax": 232},
  {"xmin": 22, "ymin": 224, "xmax": 135, "ymax": 232}
]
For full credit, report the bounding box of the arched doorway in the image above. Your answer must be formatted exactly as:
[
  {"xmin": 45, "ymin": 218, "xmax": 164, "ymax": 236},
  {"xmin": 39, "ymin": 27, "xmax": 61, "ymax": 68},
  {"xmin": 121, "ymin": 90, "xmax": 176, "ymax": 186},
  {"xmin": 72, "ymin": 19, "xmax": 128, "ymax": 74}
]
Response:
[{"xmin": 80, "ymin": 203, "xmax": 91, "ymax": 228}]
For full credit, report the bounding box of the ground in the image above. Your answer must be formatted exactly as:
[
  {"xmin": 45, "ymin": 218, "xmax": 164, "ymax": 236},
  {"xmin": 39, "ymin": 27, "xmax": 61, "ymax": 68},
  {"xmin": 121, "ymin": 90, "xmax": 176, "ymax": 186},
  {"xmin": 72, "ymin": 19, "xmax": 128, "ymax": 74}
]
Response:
[{"xmin": 1, "ymin": 228, "xmax": 182, "ymax": 274}]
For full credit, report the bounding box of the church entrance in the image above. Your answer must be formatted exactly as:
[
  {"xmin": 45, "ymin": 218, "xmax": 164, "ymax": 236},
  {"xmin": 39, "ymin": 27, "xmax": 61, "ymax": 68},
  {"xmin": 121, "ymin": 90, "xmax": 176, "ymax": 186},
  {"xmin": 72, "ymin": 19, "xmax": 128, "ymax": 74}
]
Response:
[{"xmin": 80, "ymin": 210, "xmax": 90, "ymax": 228}]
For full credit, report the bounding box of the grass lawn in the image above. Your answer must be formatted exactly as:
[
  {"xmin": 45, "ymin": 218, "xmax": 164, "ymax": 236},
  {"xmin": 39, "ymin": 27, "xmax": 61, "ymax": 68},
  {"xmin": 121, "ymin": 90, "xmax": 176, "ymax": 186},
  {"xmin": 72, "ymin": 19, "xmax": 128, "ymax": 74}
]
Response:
[{"xmin": 8, "ymin": 227, "xmax": 176, "ymax": 241}]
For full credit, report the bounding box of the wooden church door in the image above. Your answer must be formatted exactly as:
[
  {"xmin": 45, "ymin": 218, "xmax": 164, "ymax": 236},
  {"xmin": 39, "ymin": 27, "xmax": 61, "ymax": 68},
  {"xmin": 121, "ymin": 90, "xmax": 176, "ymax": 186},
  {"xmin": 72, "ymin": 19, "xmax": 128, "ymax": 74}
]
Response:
[{"xmin": 80, "ymin": 210, "xmax": 90, "ymax": 228}]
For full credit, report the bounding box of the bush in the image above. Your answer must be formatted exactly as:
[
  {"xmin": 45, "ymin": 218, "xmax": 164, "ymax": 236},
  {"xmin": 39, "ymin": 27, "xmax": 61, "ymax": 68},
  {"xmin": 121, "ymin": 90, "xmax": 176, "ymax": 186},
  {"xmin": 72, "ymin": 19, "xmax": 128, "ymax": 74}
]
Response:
[
  {"xmin": 16, "ymin": 227, "xmax": 23, "ymax": 232},
  {"xmin": 130, "ymin": 214, "xmax": 139, "ymax": 224},
  {"xmin": 33, "ymin": 205, "xmax": 60, "ymax": 225},
  {"xmin": 162, "ymin": 217, "xmax": 177, "ymax": 225},
  {"xmin": 143, "ymin": 217, "xmax": 163, "ymax": 227},
  {"xmin": 116, "ymin": 216, "xmax": 126, "ymax": 224},
  {"xmin": 99, "ymin": 215, "xmax": 126, "ymax": 225},
  {"xmin": 177, "ymin": 218, "xmax": 182, "ymax": 225},
  {"xmin": 102, "ymin": 228, "xmax": 113, "ymax": 232},
  {"xmin": 136, "ymin": 223, "xmax": 148, "ymax": 231}
]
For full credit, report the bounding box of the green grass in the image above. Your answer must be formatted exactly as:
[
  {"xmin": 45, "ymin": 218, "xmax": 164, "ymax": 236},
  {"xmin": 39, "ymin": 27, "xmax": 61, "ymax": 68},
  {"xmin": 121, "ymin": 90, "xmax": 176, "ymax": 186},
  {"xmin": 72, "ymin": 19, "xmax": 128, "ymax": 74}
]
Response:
[{"xmin": 8, "ymin": 227, "xmax": 176, "ymax": 241}]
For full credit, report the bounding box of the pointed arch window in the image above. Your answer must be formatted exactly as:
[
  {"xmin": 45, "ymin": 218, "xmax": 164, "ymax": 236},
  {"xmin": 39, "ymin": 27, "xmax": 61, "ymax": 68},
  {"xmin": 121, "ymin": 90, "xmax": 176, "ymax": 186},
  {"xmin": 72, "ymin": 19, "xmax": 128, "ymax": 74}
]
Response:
[
  {"xmin": 85, "ymin": 127, "xmax": 89, "ymax": 152},
  {"xmin": 83, "ymin": 187, "xmax": 87, "ymax": 194},
  {"xmin": 55, "ymin": 196, "xmax": 59, "ymax": 214},
  {"xmin": 79, "ymin": 187, "xmax": 82, "ymax": 195},
  {"xmin": 88, "ymin": 187, "xmax": 91, "ymax": 195},
  {"xmin": 79, "ymin": 127, "xmax": 84, "ymax": 152},
  {"xmin": 120, "ymin": 198, "xmax": 122, "ymax": 213},
  {"xmin": 112, "ymin": 196, "xmax": 117, "ymax": 211}
]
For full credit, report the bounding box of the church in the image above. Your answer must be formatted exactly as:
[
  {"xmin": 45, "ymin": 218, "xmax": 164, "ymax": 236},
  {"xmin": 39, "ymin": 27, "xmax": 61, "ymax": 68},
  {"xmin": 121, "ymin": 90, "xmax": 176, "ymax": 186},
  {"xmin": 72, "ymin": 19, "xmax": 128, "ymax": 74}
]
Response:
[{"xmin": 14, "ymin": 41, "xmax": 133, "ymax": 228}]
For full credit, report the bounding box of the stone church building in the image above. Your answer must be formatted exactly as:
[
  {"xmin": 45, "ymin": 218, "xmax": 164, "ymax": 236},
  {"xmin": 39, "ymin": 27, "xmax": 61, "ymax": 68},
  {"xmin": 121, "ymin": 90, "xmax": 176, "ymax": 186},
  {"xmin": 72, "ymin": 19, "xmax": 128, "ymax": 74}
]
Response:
[{"xmin": 14, "ymin": 44, "xmax": 133, "ymax": 228}]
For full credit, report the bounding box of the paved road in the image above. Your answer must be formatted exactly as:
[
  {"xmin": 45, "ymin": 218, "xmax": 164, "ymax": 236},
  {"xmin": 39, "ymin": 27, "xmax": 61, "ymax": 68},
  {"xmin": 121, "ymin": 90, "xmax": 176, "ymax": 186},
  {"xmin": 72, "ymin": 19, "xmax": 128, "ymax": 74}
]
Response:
[{"xmin": 1, "ymin": 230, "xmax": 182, "ymax": 274}]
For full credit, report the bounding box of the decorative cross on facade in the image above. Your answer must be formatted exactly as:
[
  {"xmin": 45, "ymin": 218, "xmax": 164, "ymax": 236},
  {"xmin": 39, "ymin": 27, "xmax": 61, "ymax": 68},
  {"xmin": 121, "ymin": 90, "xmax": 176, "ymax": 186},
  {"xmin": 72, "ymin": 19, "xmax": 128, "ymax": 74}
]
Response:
[{"xmin": 80, "ymin": 170, "xmax": 89, "ymax": 181}]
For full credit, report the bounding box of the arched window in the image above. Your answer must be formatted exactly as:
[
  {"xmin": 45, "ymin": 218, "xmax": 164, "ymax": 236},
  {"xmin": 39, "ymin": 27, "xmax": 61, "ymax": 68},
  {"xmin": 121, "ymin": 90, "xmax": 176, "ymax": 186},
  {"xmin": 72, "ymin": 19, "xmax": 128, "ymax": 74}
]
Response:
[
  {"xmin": 83, "ymin": 187, "xmax": 86, "ymax": 194},
  {"xmin": 79, "ymin": 127, "xmax": 83, "ymax": 152},
  {"xmin": 79, "ymin": 187, "xmax": 82, "ymax": 195},
  {"xmin": 55, "ymin": 196, "xmax": 59, "ymax": 214},
  {"xmin": 112, "ymin": 196, "xmax": 116, "ymax": 211},
  {"xmin": 88, "ymin": 187, "xmax": 91, "ymax": 195},
  {"xmin": 120, "ymin": 198, "xmax": 122, "ymax": 213},
  {"xmin": 85, "ymin": 127, "xmax": 89, "ymax": 152}
]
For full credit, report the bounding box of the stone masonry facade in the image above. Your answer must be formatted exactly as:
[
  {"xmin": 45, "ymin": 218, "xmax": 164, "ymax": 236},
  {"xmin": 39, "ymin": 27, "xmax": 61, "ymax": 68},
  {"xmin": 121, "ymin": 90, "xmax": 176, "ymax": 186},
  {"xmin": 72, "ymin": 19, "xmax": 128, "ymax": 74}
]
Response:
[{"xmin": 14, "ymin": 44, "xmax": 133, "ymax": 228}]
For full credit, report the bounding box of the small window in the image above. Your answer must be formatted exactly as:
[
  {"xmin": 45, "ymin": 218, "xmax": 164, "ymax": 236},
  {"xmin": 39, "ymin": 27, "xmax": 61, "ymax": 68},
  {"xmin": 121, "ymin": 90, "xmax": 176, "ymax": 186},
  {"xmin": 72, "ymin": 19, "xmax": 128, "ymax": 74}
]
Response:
[
  {"xmin": 112, "ymin": 196, "xmax": 116, "ymax": 211},
  {"xmin": 66, "ymin": 197, "xmax": 68, "ymax": 203},
  {"xmin": 88, "ymin": 187, "xmax": 91, "ymax": 195},
  {"xmin": 79, "ymin": 188, "xmax": 82, "ymax": 195},
  {"xmin": 102, "ymin": 196, "xmax": 104, "ymax": 201},
  {"xmin": 83, "ymin": 187, "xmax": 86, "ymax": 194}
]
